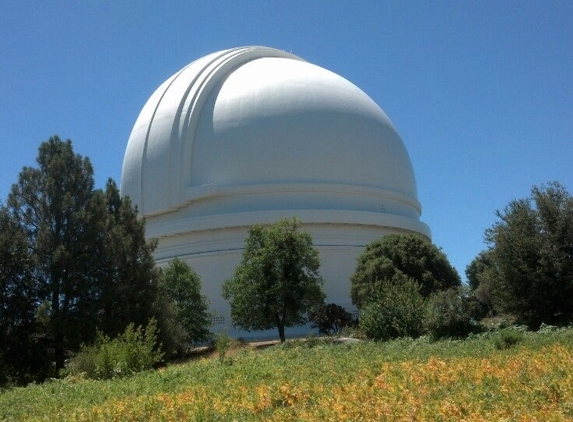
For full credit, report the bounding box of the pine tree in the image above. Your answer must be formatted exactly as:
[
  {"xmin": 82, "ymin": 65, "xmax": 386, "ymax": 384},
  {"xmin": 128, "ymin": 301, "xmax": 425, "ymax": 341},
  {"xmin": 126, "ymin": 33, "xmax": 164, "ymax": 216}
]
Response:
[
  {"xmin": 1, "ymin": 136, "xmax": 159, "ymax": 380},
  {"xmin": 7, "ymin": 137, "xmax": 98, "ymax": 373},
  {"xmin": 0, "ymin": 206, "xmax": 50, "ymax": 384}
]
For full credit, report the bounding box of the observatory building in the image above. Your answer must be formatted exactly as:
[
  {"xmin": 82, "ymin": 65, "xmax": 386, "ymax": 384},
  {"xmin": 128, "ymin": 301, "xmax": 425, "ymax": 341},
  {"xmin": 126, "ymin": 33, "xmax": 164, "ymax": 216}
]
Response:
[{"xmin": 121, "ymin": 46, "xmax": 430, "ymax": 339}]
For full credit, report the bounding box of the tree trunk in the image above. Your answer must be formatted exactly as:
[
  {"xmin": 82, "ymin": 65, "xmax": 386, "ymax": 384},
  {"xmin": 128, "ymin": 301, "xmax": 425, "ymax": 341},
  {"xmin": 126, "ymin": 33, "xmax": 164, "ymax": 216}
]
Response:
[
  {"xmin": 277, "ymin": 323, "xmax": 285, "ymax": 343},
  {"xmin": 54, "ymin": 332, "xmax": 65, "ymax": 375},
  {"xmin": 52, "ymin": 297, "xmax": 65, "ymax": 375},
  {"xmin": 276, "ymin": 313, "xmax": 286, "ymax": 343},
  {"xmin": 51, "ymin": 264, "xmax": 66, "ymax": 375}
]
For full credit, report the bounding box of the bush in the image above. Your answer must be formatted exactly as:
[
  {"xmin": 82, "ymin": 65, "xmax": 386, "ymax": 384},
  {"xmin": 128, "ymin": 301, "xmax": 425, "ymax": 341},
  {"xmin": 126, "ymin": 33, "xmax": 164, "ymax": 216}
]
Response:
[
  {"xmin": 65, "ymin": 319, "xmax": 164, "ymax": 379},
  {"xmin": 493, "ymin": 329, "xmax": 525, "ymax": 350},
  {"xmin": 424, "ymin": 287, "xmax": 481, "ymax": 340},
  {"xmin": 308, "ymin": 303, "xmax": 355, "ymax": 335},
  {"xmin": 359, "ymin": 275, "xmax": 425, "ymax": 341},
  {"xmin": 214, "ymin": 329, "xmax": 232, "ymax": 364}
]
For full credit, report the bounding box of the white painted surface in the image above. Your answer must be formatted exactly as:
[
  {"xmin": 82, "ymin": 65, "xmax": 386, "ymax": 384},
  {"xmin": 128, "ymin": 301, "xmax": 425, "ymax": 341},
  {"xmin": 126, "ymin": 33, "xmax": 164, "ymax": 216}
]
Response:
[{"xmin": 121, "ymin": 46, "xmax": 430, "ymax": 339}]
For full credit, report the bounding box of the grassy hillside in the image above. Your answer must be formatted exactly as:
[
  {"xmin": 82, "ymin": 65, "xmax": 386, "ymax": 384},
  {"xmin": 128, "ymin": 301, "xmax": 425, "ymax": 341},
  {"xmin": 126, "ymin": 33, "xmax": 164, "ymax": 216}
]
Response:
[{"xmin": 2, "ymin": 328, "xmax": 573, "ymax": 421}]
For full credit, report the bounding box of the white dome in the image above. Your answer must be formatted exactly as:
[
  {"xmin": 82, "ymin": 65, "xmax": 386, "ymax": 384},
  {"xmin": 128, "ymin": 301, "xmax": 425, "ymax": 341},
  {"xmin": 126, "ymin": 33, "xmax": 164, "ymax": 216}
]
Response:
[{"xmin": 121, "ymin": 46, "xmax": 429, "ymax": 338}]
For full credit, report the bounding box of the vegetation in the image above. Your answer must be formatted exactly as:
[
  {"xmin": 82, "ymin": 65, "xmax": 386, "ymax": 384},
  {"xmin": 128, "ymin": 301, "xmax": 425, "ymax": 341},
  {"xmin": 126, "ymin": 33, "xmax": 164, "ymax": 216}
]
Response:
[
  {"xmin": 222, "ymin": 218, "xmax": 325, "ymax": 342},
  {"xmin": 0, "ymin": 137, "xmax": 160, "ymax": 385},
  {"xmin": 1, "ymin": 144, "xmax": 572, "ymax": 419},
  {"xmin": 465, "ymin": 250, "xmax": 496, "ymax": 314},
  {"xmin": 492, "ymin": 328, "xmax": 525, "ymax": 350},
  {"xmin": 0, "ymin": 205, "xmax": 50, "ymax": 385},
  {"xmin": 424, "ymin": 287, "xmax": 482, "ymax": 340},
  {"xmin": 473, "ymin": 182, "xmax": 573, "ymax": 328},
  {"xmin": 359, "ymin": 274, "xmax": 426, "ymax": 340},
  {"xmin": 308, "ymin": 303, "xmax": 355, "ymax": 335},
  {"xmin": 2, "ymin": 328, "xmax": 573, "ymax": 420},
  {"xmin": 465, "ymin": 250, "xmax": 494, "ymax": 292},
  {"xmin": 351, "ymin": 233, "xmax": 461, "ymax": 309},
  {"xmin": 350, "ymin": 234, "xmax": 462, "ymax": 341},
  {"xmin": 214, "ymin": 329, "xmax": 232, "ymax": 364},
  {"xmin": 157, "ymin": 258, "xmax": 212, "ymax": 354},
  {"xmin": 64, "ymin": 319, "xmax": 163, "ymax": 380}
]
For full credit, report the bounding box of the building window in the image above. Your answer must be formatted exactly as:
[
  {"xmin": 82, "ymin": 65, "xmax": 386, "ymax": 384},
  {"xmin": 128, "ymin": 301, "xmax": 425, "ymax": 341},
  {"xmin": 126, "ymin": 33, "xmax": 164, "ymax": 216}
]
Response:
[{"xmin": 212, "ymin": 315, "xmax": 226, "ymax": 325}]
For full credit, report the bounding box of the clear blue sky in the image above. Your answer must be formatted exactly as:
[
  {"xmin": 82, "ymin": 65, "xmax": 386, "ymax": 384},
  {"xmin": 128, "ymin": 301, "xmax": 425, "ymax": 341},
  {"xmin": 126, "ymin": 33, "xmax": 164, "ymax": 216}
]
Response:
[{"xmin": 1, "ymin": 1, "xmax": 572, "ymax": 282}]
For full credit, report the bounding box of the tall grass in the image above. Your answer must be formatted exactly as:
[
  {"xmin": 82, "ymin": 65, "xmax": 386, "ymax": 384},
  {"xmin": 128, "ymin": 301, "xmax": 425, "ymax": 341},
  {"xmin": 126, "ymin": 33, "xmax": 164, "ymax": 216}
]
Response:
[{"xmin": 2, "ymin": 328, "xmax": 573, "ymax": 421}]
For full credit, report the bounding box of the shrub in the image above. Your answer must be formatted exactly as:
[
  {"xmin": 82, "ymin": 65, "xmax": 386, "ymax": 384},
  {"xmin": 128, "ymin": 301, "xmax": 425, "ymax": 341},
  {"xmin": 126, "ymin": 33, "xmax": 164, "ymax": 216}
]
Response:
[
  {"xmin": 493, "ymin": 329, "xmax": 525, "ymax": 350},
  {"xmin": 65, "ymin": 319, "xmax": 164, "ymax": 379},
  {"xmin": 215, "ymin": 329, "xmax": 232, "ymax": 364},
  {"xmin": 359, "ymin": 275, "xmax": 425, "ymax": 341},
  {"xmin": 308, "ymin": 303, "xmax": 355, "ymax": 335},
  {"xmin": 424, "ymin": 287, "xmax": 481, "ymax": 340}
]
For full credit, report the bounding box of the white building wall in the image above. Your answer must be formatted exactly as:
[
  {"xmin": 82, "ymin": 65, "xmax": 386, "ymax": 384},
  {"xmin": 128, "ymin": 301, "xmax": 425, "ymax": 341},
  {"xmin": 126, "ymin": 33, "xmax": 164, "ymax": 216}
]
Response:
[
  {"xmin": 151, "ymin": 219, "xmax": 418, "ymax": 340},
  {"xmin": 122, "ymin": 46, "xmax": 431, "ymax": 340}
]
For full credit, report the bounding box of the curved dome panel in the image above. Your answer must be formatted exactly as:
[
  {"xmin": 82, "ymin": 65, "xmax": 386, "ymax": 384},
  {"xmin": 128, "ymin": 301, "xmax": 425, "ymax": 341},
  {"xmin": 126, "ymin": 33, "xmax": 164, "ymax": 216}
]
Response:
[
  {"xmin": 121, "ymin": 46, "xmax": 427, "ymax": 237},
  {"xmin": 122, "ymin": 47, "xmax": 304, "ymax": 215},
  {"xmin": 191, "ymin": 57, "xmax": 417, "ymax": 194},
  {"xmin": 121, "ymin": 46, "xmax": 431, "ymax": 338}
]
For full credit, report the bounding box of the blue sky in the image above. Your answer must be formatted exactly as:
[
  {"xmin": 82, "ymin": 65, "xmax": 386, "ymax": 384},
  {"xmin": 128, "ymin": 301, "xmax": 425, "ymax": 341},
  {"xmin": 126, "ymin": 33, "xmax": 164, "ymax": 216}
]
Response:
[{"xmin": 1, "ymin": 1, "xmax": 572, "ymax": 281}]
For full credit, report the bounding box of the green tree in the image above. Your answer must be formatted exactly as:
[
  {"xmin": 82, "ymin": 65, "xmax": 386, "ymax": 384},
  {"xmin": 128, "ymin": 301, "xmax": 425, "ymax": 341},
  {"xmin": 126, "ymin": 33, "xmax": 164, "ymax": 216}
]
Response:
[
  {"xmin": 6, "ymin": 137, "xmax": 100, "ymax": 373},
  {"xmin": 483, "ymin": 182, "xmax": 573, "ymax": 327},
  {"xmin": 351, "ymin": 234, "xmax": 461, "ymax": 309},
  {"xmin": 359, "ymin": 274, "xmax": 426, "ymax": 341},
  {"xmin": 2, "ymin": 136, "xmax": 159, "ymax": 378},
  {"xmin": 92, "ymin": 180, "xmax": 159, "ymax": 338},
  {"xmin": 465, "ymin": 250, "xmax": 494, "ymax": 291},
  {"xmin": 158, "ymin": 258, "xmax": 211, "ymax": 351},
  {"xmin": 222, "ymin": 218, "xmax": 325, "ymax": 342},
  {"xmin": 465, "ymin": 250, "xmax": 498, "ymax": 313},
  {"xmin": 0, "ymin": 206, "xmax": 50, "ymax": 385}
]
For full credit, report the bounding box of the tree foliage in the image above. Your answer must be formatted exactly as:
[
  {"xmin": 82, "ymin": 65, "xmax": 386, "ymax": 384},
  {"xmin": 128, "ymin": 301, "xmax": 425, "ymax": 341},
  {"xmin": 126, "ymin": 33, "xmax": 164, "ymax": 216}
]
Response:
[
  {"xmin": 351, "ymin": 234, "xmax": 461, "ymax": 309},
  {"xmin": 482, "ymin": 182, "xmax": 573, "ymax": 328},
  {"xmin": 158, "ymin": 258, "xmax": 211, "ymax": 351},
  {"xmin": 465, "ymin": 250, "xmax": 498, "ymax": 313},
  {"xmin": 222, "ymin": 218, "xmax": 325, "ymax": 342},
  {"xmin": 308, "ymin": 303, "xmax": 355, "ymax": 335},
  {"xmin": 6, "ymin": 137, "xmax": 100, "ymax": 374},
  {"xmin": 91, "ymin": 179, "xmax": 160, "ymax": 339},
  {"xmin": 424, "ymin": 287, "xmax": 482, "ymax": 340},
  {"xmin": 0, "ymin": 206, "xmax": 50, "ymax": 384},
  {"xmin": 0, "ymin": 136, "xmax": 159, "ymax": 382},
  {"xmin": 359, "ymin": 274, "xmax": 426, "ymax": 341},
  {"xmin": 466, "ymin": 250, "xmax": 494, "ymax": 292}
]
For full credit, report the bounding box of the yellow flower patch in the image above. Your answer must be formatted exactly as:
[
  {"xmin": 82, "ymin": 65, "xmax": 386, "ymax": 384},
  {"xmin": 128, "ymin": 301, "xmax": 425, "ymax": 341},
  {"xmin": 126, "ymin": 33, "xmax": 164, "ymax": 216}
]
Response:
[{"xmin": 55, "ymin": 343, "xmax": 573, "ymax": 422}]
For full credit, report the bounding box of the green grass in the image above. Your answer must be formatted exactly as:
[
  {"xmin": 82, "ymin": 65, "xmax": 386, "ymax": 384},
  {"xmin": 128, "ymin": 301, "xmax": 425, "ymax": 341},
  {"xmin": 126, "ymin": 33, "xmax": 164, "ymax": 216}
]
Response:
[{"xmin": 2, "ymin": 327, "xmax": 573, "ymax": 421}]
